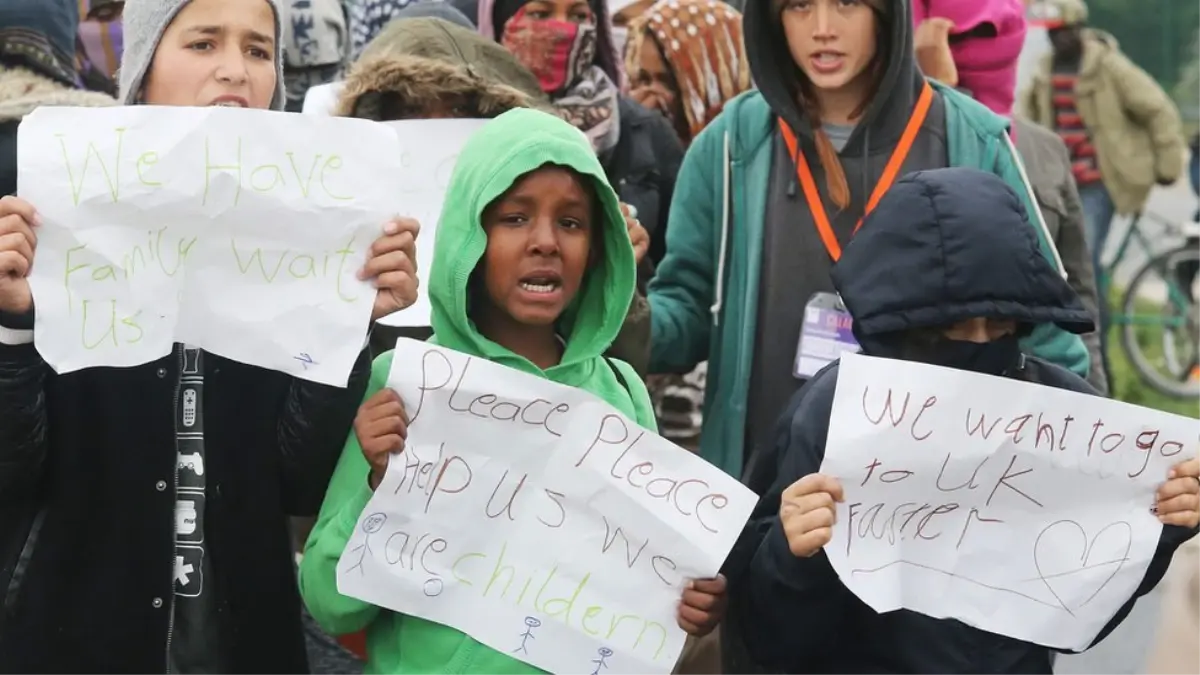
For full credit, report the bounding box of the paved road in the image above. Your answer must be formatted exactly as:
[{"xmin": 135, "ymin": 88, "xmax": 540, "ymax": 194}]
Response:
[{"xmin": 1054, "ymin": 179, "xmax": 1196, "ymax": 675}]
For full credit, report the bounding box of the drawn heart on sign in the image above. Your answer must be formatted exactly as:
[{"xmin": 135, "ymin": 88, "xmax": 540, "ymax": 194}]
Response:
[{"xmin": 1032, "ymin": 520, "xmax": 1133, "ymax": 614}]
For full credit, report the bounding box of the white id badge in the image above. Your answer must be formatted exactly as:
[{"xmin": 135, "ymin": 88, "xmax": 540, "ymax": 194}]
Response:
[{"xmin": 793, "ymin": 292, "xmax": 862, "ymax": 379}]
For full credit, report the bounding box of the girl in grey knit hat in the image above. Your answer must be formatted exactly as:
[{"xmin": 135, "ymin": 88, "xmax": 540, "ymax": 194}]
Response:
[{"xmin": 119, "ymin": 0, "xmax": 286, "ymax": 108}]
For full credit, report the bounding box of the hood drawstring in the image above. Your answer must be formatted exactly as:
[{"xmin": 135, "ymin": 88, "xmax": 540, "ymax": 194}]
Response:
[
  {"xmin": 861, "ymin": 128, "xmax": 870, "ymax": 209},
  {"xmin": 787, "ymin": 127, "xmax": 799, "ymax": 198},
  {"xmin": 1004, "ymin": 131, "xmax": 1068, "ymax": 279},
  {"xmin": 710, "ymin": 130, "xmax": 732, "ymax": 325}
]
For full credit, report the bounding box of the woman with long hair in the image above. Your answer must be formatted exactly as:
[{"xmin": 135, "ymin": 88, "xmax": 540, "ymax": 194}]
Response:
[{"xmin": 648, "ymin": 0, "xmax": 1089, "ymax": 486}]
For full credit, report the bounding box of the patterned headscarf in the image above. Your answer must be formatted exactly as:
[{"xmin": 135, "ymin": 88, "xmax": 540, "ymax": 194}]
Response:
[
  {"xmin": 501, "ymin": 6, "xmax": 621, "ymax": 155},
  {"xmin": 624, "ymin": 0, "xmax": 749, "ymax": 141},
  {"xmin": 348, "ymin": 0, "xmax": 417, "ymax": 59}
]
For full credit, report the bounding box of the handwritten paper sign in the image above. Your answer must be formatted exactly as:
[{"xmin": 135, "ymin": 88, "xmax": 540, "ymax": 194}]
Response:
[
  {"xmin": 821, "ymin": 352, "xmax": 1196, "ymax": 650},
  {"xmin": 297, "ymin": 91, "xmax": 482, "ymax": 329},
  {"xmin": 336, "ymin": 338, "xmax": 757, "ymax": 674},
  {"xmin": 18, "ymin": 108, "xmax": 483, "ymax": 384},
  {"xmin": 375, "ymin": 119, "xmax": 486, "ymax": 329},
  {"xmin": 17, "ymin": 105, "xmax": 400, "ymax": 385}
]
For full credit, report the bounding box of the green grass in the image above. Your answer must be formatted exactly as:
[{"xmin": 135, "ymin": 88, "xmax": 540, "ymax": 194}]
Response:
[
  {"xmin": 1105, "ymin": 286, "xmax": 1200, "ymax": 418},
  {"xmin": 1108, "ymin": 336, "xmax": 1200, "ymax": 417}
]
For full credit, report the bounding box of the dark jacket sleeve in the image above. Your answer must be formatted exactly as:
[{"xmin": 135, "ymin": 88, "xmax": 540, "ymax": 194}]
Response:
[
  {"xmin": 1189, "ymin": 133, "xmax": 1199, "ymax": 196},
  {"xmin": 723, "ymin": 374, "xmax": 815, "ymax": 582},
  {"xmin": 0, "ymin": 335, "xmax": 48, "ymax": 503},
  {"xmin": 720, "ymin": 381, "xmax": 815, "ymax": 672},
  {"xmin": 649, "ymin": 112, "xmax": 684, "ymax": 247},
  {"xmin": 1106, "ymin": 47, "xmax": 1185, "ymax": 184},
  {"xmin": 1049, "ymin": 136, "xmax": 1109, "ymax": 395},
  {"xmin": 1026, "ymin": 359, "xmax": 1197, "ymax": 651},
  {"xmin": 1078, "ymin": 523, "xmax": 1199, "ymax": 651},
  {"xmin": 736, "ymin": 368, "xmax": 855, "ymax": 671},
  {"xmin": 1013, "ymin": 121, "xmax": 1103, "ymax": 382},
  {"xmin": 605, "ymin": 291, "xmax": 650, "ymax": 377},
  {"xmin": 276, "ymin": 346, "xmax": 372, "ymax": 516}
]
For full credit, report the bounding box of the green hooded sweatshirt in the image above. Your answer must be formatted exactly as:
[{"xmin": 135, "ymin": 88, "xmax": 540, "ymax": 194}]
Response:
[
  {"xmin": 337, "ymin": 16, "xmax": 654, "ymax": 376},
  {"xmin": 298, "ymin": 108, "xmax": 657, "ymax": 675}
]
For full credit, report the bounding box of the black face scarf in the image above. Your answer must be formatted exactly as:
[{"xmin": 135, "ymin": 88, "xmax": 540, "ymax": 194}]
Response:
[{"xmin": 908, "ymin": 333, "xmax": 1022, "ymax": 377}]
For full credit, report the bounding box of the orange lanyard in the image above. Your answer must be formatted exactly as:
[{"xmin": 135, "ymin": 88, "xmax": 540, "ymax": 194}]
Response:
[{"xmin": 779, "ymin": 81, "xmax": 934, "ymax": 261}]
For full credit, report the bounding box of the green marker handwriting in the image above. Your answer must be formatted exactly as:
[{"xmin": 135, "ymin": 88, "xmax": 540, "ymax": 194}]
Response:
[
  {"xmin": 64, "ymin": 228, "xmax": 198, "ymax": 315},
  {"xmin": 57, "ymin": 127, "xmax": 125, "ymax": 206},
  {"xmin": 50, "ymin": 125, "xmax": 362, "ymax": 208},
  {"xmin": 229, "ymin": 233, "xmax": 360, "ymax": 302},
  {"xmin": 55, "ymin": 128, "xmax": 169, "ymax": 204},
  {"xmin": 80, "ymin": 300, "xmax": 144, "ymax": 350},
  {"xmin": 203, "ymin": 135, "xmax": 355, "ymax": 207}
]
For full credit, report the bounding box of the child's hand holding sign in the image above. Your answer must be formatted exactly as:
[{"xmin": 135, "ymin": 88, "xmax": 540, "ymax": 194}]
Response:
[{"xmin": 355, "ymin": 388, "xmax": 409, "ymax": 491}]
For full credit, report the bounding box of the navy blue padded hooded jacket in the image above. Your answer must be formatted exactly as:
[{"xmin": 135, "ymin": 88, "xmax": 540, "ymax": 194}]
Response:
[{"xmin": 726, "ymin": 168, "xmax": 1196, "ymax": 674}]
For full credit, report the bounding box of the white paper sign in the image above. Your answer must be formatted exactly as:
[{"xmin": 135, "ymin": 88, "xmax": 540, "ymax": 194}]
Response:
[
  {"xmin": 336, "ymin": 339, "xmax": 757, "ymax": 674},
  {"xmin": 18, "ymin": 108, "xmax": 484, "ymax": 384},
  {"xmin": 295, "ymin": 80, "xmax": 484, "ymax": 330},
  {"xmin": 18, "ymin": 105, "xmax": 403, "ymax": 386},
  {"xmin": 376, "ymin": 119, "xmax": 486, "ymax": 328},
  {"xmin": 821, "ymin": 352, "xmax": 1196, "ymax": 650}
]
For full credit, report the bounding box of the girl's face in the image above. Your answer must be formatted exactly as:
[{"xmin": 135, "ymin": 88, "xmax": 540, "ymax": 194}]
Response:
[
  {"xmin": 478, "ymin": 166, "xmax": 596, "ymax": 328},
  {"xmin": 521, "ymin": 0, "xmax": 595, "ymax": 24},
  {"xmin": 779, "ymin": 0, "xmax": 878, "ymax": 97},
  {"xmin": 611, "ymin": 0, "xmax": 656, "ymax": 28},
  {"xmin": 1047, "ymin": 26, "xmax": 1083, "ymax": 60},
  {"xmin": 628, "ymin": 36, "xmax": 687, "ymax": 138},
  {"xmin": 503, "ymin": 2, "xmax": 599, "ymax": 94},
  {"xmin": 142, "ymin": 0, "xmax": 277, "ymax": 108}
]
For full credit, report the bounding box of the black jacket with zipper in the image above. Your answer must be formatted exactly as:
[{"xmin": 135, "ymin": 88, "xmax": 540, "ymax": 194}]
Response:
[
  {"xmin": 0, "ymin": 338, "xmax": 370, "ymax": 673},
  {"xmin": 607, "ymin": 95, "xmax": 684, "ymax": 272}
]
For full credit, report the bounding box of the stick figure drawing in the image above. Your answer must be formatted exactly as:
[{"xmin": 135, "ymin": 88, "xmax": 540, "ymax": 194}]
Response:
[
  {"xmin": 343, "ymin": 512, "xmax": 387, "ymax": 576},
  {"xmin": 513, "ymin": 616, "xmax": 541, "ymax": 655},
  {"xmin": 591, "ymin": 647, "xmax": 613, "ymax": 674}
]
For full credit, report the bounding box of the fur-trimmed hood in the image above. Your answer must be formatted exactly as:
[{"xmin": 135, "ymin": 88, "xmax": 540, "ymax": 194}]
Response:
[
  {"xmin": 0, "ymin": 65, "xmax": 116, "ymax": 123},
  {"xmin": 335, "ymin": 16, "xmax": 549, "ymax": 121}
]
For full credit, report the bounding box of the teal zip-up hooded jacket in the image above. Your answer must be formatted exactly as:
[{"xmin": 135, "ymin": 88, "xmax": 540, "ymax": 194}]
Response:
[
  {"xmin": 299, "ymin": 108, "xmax": 656, "ymax": 674},
  {"xmin": 648, "ymin": 0, "xmax": 1089, "ymax": 480}
]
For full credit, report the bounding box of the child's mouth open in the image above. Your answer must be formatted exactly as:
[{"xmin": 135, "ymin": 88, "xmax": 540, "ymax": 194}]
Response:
[{"xmin": 517, "ymin": 271, "xmax": 564, "ymax": 302}]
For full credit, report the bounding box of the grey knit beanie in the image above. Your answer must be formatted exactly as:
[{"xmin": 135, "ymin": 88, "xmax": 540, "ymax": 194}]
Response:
[
  {"xmin": 117, "ymin": 0, "xmax": 286, "ymax": 110},
  {"xmin": 394, "ymin": 1, "xmax": 475, "ymax": 30}
]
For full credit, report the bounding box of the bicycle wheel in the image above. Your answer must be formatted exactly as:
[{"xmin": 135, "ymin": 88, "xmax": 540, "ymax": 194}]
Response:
[{"xmin": 1119, "ymin": 244, "xmax": 1200, "ymax": 399}]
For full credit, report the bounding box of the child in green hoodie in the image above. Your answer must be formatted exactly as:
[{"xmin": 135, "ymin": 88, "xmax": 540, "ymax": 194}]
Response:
[{"xmin": 299, "ymin": 107, "xmax": 726, "ymax": 674}]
